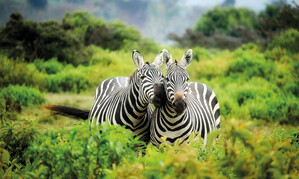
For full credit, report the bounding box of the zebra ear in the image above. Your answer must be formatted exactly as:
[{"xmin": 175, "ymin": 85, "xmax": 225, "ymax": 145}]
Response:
[
  {"xmin": 152, "ymin": 49, "xmax": 167, "ymax": 68},
  {"xmin": 132, "ymin": 50, "xmax": 145, "ymax": 69},
  {"xmin": 180, "ymin": 49, "xmax": 193, "ymax": 67},
  {"xmin": 160, "ymin": 49, "xmax": 172, "ymax": 68}
]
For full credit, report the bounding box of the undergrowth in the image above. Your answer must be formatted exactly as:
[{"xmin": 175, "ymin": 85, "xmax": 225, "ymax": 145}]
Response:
[{"xmin": 0, "ymin": 115, "xmax": 298, "ymax": 178}]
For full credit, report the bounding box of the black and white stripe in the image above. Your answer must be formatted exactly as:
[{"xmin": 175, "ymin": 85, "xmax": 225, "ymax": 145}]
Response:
[
  {"xmin": 89, "ymin": 50, "xmax": 166, "ymax": 143},
  {"xmin": 150, "ymin": 49, "xmax": 220, "ymax": 146}
]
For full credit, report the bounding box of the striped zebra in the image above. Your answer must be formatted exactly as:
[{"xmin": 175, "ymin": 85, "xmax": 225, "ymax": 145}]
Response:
[
  {"xmin": 45, "ymin": 50, "xmax": 167, "ymax": 143},
  {"xmin": 150, "ymin": 49, "xmax": 220, "ymax": 146},
  {"xmin": 88, "ymin": 50, "xmax": 166, "ymax": 142}
]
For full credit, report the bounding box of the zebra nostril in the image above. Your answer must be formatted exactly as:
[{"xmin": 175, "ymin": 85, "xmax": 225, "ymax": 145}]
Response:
[{"xmin": 173, "ymin": 99, "xmax": 186, "ymax": 114}]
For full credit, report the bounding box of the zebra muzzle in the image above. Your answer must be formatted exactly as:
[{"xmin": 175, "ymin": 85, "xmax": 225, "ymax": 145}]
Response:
[
  {"xmin": 152, "ymin": 83, "xmax": 167, "ymax": 108},
  {"xmin": 173, "ymin": 98, "xmax": 186, "ymax": 114}
]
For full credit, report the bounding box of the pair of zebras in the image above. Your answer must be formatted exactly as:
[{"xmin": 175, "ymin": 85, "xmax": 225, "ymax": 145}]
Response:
[{"xmin": 46, "ymin": 49, "xmax": 220, "ymax": 146}]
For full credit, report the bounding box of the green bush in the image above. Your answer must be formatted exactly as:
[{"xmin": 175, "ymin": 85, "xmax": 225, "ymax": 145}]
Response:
[
  {"xmin": 0, "ymin": 13, "xmax": 82, "ymax": 64},
  {"xmin": 122, "ymin": 39, "xmax": 161, "ymax": 55},
  {"xmin": 0, "ymin": 56, "xmax": 42, "ymax": 88},
  {"xmin": 45, "ymin": 70, "xmax": 90, "ymax": 93},
  {"xmin": 0, "ymin": 117, "xmax": 40, "ymax": 168},
  {"xmin": 272, "ymin": 128, "xmax": 299, "ymax": 148},
  {"xmin": 194, "ymin": 6, "xmax": 258, "ymax": 36},
  {"xmin": 34, "ymin": 58, "xmax": 64, "ymax": 74},
  {"xmin": 0, "ymin": 118, "xmax": 298, "ymax": 178},
  {"xmin": 268, "ymin": 29, "xmax": 299, "ymax": 54},
  {"xmin": 227, "ymin": 46, "xmax": 275, "ymax": 80},
  {"xmin": 107, "ymin": 120, "xmax": 298, "ymax": 178},
  {"xmin": 235, "ymin": 88, "xmax": 273, "ymax": 106},
  {"xmin": 63, "ymin": 11, "xmax": 142, "ymax": 51},
  {"xmin": 192, "ymin": 46, "xmax": 212, "ymax": 61},
  {"xmin": 0, "ymin": 85, "xmax": 45, "ymax": 107},
  {"xmin": 249, "ymin": 95, "xmax": 299, "ymax": 124},
  {"xmin": 23, "ymin": 122, "xmax": 144, "ymax": 178}
]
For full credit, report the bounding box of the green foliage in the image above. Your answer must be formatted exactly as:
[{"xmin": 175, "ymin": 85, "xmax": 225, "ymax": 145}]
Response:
[
  {"xmin": 45, "ymin": 69, "xmax": 90, "ymax": 93},
  {"xmin": 23, "ymin": 122, "xmax": 144, "ymax": 178},
  {"xmin": 0, "ymin": 13, "xmax": 81, "ymax": 64},
  {"xmin": 0, "ymin": 85, "xmax": 45, "ymax": 107},
  {"xmin": 122, "ymin": 38, "xmax": 161, "ymax": 55},
  {"xmin": 258, "ymin": 4, "xmax": 299, "ymax": 41},
  {"xmin": 0, "ymin": 11, "xmax": 148, "ymax": 65},
  {"xmin": 268, "ymin": 29, "xmax": 299, "ymax": 54},
  {"xmin": 172, "ymin": 4, "xmax": 299, "ymax": 50},
  {"xmin": 62, "ymin": 11, "xmax": 104, "ymax": 39},
  {"xmin": 107, "ymin": 120, "xmax": 298, "ymax": 178},
  {"xmin": 192, "ymin": 46, "xmax": 212, "ymax": 61},
  {"xmin": 63, "ymin": 11, "xmax": 142, "ymax": 51},
  {"xmin": 34, "ymin": 58, "xmax": 64, "ymax": 74},
  {"xmin": 249, "ymin": 95, "xmax": 299, "ymax": 124},
  {"xmin": 0, "ymin": 116, "xmax": 297, "ymax": 178},
  {"xmin": 0, "ymin": 117, "xmax": 40, "ymax": 172},
  {"xmin": 0, "ymin": 56, "xmax": 40, "ymax": 88},
  {"xmin": 227, "ymin": 44, "xmax": 275, "ymax": 80},
  {"xmin": 194, "ymin": 6, "xmax": 258, "ymax": 36}
]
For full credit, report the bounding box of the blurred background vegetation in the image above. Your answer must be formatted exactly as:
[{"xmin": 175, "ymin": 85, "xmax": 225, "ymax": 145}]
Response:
[{"xmin": 0, "ymin": 0, "xmax": 298, "ymax": 178}]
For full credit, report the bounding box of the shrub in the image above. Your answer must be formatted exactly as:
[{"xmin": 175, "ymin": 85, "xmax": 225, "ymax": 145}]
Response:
[
  {"xmin": 45, "ymin": 70, "xmax": 90, "ymax": 93},
  {"xmin": 194, "ymin": 6, "xmax": 258, "ymax": 36},
  {"xmin": 0, "ymin": 13, "xmax": 81, "ymax": 63},
  {"xmin": 235, "ymin": 86, "xmax": 274, "ymax": 106},
  {"xmin": 108, "ymin": 120, "xmax": 298, "ymax": 178},
  {"xmin": 0, "ymin": 117, "xmax": 40, "ymax": 167},
  {"xmin": 122, "ymin": 39, "xmax": 161, "ymax": 55},
  {"xmin": 34, "ymin": 58, "xmax": 64, "ymax": 74},
  {"xmin": 192, "ymin": 47, "xmax": 212, "ymax": 61},
  {"xmin": 0, "ymin": 85, "xmax": 45, "ymax": 107},
  {"xmin": 0, "ymin": 56, "xmax": 42, "ymax": 88},
  {"xmin": 23, "ymin": 122, "xmax": 144, "ymax": 178},
  {"xmin": 258, "ymin": 4, "xmax": 299, "ymax": 42},
  {"xmin": 227, "ymin": 46, "xmax": 275, "ymax": 80},
  {"xmin": 268, "ymin": 29, "xmax": 299, "ymax": 54},
  {"xmin": 249, "ymin": 95, "xmax": 299, "ymax": 124}
]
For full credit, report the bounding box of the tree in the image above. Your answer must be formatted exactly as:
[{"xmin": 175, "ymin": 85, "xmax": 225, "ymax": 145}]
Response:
[
  {"xmin": 194, "ymin": 6, "xmax": 258, "ymax": 36},
  {"xmin": 0, "ymin": 13, "xmax": 81, "ymax": 64}
]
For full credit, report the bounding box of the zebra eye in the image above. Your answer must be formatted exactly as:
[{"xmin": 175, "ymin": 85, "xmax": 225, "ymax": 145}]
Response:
[
  {"xmin": 165, "ymin": 77, "xmax": 169, "ymax": 81},
  {"xmin": 140, "ymin": 75, "xmax": 146, "ymax": 80}
]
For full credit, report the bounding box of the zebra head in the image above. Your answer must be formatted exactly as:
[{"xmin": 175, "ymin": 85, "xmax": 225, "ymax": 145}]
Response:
[
  {"xmin": 132, "ymin": 50, "xmax": 166, "ymax": 105},
  {"xmin": 163, "ymin": 49, "xmax": 193, "ymax": 114}
]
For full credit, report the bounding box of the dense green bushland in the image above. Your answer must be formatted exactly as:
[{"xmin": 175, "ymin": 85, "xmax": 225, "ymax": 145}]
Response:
[
  {"xmin": 0, "ymin": 115, "xmax": 298, "ymax": 178},
  {"xmin": 0, "ymin": 85, "xmax": 45, "ymax": 107},
  {"xmin": 170, "ymin": 4, "xmax": 299, "ymax": 49},
  {"xmin": 0, "ymin": 11, "xmax": 160, "ymax": 65},
  {"xmin": 1, "ymin": 29, "xmax": 298, "ymax": 124},
  {"xmin": 194, "ymin": 6, "xmax": 258, "ymax": 36}
]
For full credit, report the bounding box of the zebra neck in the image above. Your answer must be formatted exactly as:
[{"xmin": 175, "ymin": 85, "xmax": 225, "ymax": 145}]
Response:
[{"xmin": 127, "ymin": 81, "xmax": 149, "ymax": 113}]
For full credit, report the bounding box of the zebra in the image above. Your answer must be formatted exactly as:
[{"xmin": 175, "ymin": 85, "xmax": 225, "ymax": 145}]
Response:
[
  {"xmin": 88, "ymin": 50, "xmax": 167, "ymax": 142},
  {"xmin": 150, "ymin": 49, "xmax": 220, "ymax": 146},
  {"xmin": 45, "ymin": 50, "xmax": 167, "ymax": 143}
]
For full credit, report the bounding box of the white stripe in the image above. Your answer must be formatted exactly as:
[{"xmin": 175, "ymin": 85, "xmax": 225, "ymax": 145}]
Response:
[
  {"xmin": 215, "ymin": 117, "xmax": 220, "ymax": 126},
  {"xmin": 213, "ymin": 103, "xmax": 220, "ymax": 114}
]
